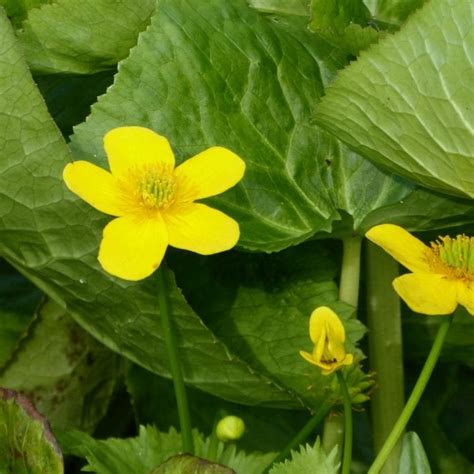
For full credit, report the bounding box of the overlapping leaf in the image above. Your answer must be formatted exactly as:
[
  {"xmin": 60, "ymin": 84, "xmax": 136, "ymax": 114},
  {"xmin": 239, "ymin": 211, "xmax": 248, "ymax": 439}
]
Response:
[
  {"xmin": 0, "ymin": 299, "xmax": 120, "ymax": 432},
  {"xmin": 18, "ymin": 0, "xmax": 156, "ymax": 74},
  {"xmin": 171, "ymin": 241, "xmax": 369, "ymax": 408},
  {"xmin": 0, "ymin": 9, "xmax": 295, "ymax": 408},
  {"xmin": 316, "ymin": 0, "xmax": 474, "ymax": 199}
]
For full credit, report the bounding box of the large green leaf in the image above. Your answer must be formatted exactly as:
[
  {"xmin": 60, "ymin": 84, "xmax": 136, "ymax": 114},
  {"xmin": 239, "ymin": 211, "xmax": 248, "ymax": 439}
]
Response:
[
  {"xmin": 71, "ymin": 0, "xmax": 474, "ymax": 250},
  {"xmin": 0, "ymin": 299, "xmax": 120, "ymax": 432},
  {"xmin": 171, "ymin": 240, "xmax": 370, "ymax": 408},
  {"xmin": 364, "ymin": 0, "xmax": 427, "ymax": 26},
  {"xmin": 315, "ymin": 0, "xmax": 474, "ymax": 198},
  {"xmin": 321, "ymin": 145, "xmax": 474, "ymax": 236},
  {"xmin": 0, "ymin": 8, "xmax": 294, "ymax": 408},
  {"xmin": 18, "ymin": 0, "xmax": 156, "ymax": 74},
  {"xmin": 0, "ymin": 388, "xmax": 63, "ymax": 473},
  {"xmin": 70, "ymin": 0, "xmax": 344, "ymax": 252},
  {"xmin": 0, "ymin": 260, "xmax": 41, "ymax": 368}
]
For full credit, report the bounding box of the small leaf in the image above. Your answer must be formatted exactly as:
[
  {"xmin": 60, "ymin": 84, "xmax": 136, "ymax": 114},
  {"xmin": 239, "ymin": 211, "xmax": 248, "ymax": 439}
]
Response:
[
  {"xmin": 151, "ymin": 454, "xmax": 234, "ymax": 474},
  {"xmin": 0, "ymin": 388, "xmax": 63, "ymax": 473},
  {"xmin": 18, "ymin": 0, "xmax": 156, "ymax": 74},
  {"xmin": 269, "ymin": 438, "xmax": 338, "ymax": 474},
  {"xmin": 398, "ymin": 432, "xmax": 431, "ymax": 474}
]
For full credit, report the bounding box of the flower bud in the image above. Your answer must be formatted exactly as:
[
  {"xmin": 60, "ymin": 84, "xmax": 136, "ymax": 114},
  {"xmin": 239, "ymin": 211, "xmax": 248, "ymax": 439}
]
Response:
[{"xmin": 216, "ymin": 416, "xmax": 245, "ymax": 442}]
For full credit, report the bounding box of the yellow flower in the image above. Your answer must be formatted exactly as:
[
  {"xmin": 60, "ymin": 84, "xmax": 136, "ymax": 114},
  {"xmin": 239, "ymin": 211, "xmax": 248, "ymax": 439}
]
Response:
[
  {"xmin": 63, "ymin": 126, "xmax": 245, "ymax": 281},
  {"xmin": 366, "ymin": 224, "xmax": 474, "ymax": 316},
  {"xmin": 300, "ymin": 306, "xmax": 353, "ymax": 375}
]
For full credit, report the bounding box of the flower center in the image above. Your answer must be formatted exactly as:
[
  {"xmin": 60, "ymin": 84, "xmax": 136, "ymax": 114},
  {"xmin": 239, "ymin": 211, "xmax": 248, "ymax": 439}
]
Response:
[
  {"xmin": 130, "ymin": 163, "xmax": 177, "ymax": 210},
  {"xmin": 429, "ymin": 235, "xmax": 474, "ymax": 280}
]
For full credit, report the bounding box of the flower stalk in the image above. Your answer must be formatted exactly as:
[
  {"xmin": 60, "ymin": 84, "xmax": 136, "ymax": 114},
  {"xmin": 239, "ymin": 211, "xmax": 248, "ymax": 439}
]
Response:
[
  {"xmin": 368, "ymin": 316, "xmax": 453, "ymax": 473},
  {"xmin": 366, "ymin": 241, "xmax": 405, "ymax": 474},
  {"xmin": 337, "ymin": 371, "xmax": 353, "ymax": 474},
  {"xmin": 156, "ymin": 265, "xmax": 194, "ymax": 453}
]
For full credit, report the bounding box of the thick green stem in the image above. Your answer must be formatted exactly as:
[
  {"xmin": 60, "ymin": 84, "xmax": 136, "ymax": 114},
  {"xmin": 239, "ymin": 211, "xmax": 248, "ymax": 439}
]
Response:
[
  {"xmin": 156, "ymin": 266, "xmax": 194, "ymax": 453},
  {"xmin": 368, "ymin": 317, "xmax": 453, "ymax": 474},
  {"xmin": 339, "ymin": 235, "xmax": 363, "ymax": 308},
  {"xmin": 337, "ymin": 371, "xmax": 353, "ymax": 474},
  {"xmin": 323, "ymin": 235, "xmax": 362, "ymax": 459},
  {"xmin": 262, "ymin": 404, "xmax": 328, "ymax": 473},
  {"xmin": 366, "ymin": 242, "xmax": 405, "ymax": 474}
]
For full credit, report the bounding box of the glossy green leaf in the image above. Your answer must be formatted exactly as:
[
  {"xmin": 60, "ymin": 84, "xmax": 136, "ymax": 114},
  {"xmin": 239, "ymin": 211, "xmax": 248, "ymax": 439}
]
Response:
[
  {"xmin": 269, "ymin": 439, "xmax": 338, "ymax": 474},
  {"xmin": 316, "ymin": 0, "xmax": 474, "ymax": 198},
  {"xmin": 171, "ymin": 240, "xmax": 369, "ymax": 408},
  {"xmin": 70, "ymin": 0, "xmax": 343, "ymax": 252},
  {"xmin": 18, "ymin": 0, "xmax": 155, "ymax": 74},
  {"xmin": 398, "ymin": 432, "xmax": 431, "ymax": 474},
  {"xmin": 0, "ymin": 260, "xmax": 40, "ymax": 368},
  {"xmin": 0, "ymin": 388, "xmax": 63, "ymax": 473},
  {"xmin": 323, "ymin": 148, "xmax": 474, "ymax": 236},
  {"xmin": 0, "ymin": 7, "xmax": 294, "ymax": 408},
  {"xmin": 152, "ymin": 454, "xmax": 234, "ymax": 474},
  {"xmin": 0, "ymin": 299, "xmax": 120, "ymax": 432}
]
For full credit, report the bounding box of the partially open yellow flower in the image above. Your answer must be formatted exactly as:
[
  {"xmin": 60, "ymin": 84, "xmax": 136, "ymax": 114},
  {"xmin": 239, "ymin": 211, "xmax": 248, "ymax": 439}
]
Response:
[
  {"xmin": 366, "ymin": 224, "xmax": 474, "ymax": 316},
  {"xmin": 300, "ymin": 306, "xmax": 353, "ymax": 375},
  {"xmin": 63, "ymin": 126, "xmax": 245, "ymax": 281}
]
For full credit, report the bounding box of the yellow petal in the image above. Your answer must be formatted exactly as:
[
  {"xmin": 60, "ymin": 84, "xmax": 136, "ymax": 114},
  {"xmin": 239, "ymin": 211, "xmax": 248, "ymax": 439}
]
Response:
[
  {"xmin": 342, "ymin": 354, "xmax": 354, "ymax": 366},
  {"xmin": 104, "ymin": 126, "xmax": 175, "ymax": 178},
  {"xmin": 63, "ymin": 161, "xmax": 125, "ymax": 216},
  {"xmin": 164, "ymin": 203, "xmax": 239, "ymax": 255},
  {"xmin": 457, "ymin": 281, "xmax": 474, "ymax": 316},
  {"xmin": 174, "ymin": 147, "xmax": 245, "ymax": 201},
  {"xmin": 299, "ymin": 350, "xmax": 317, "ymax": 366},
  {"xmin": 309, "ymin": 307, "xmax": 345, "ymax": 344},
  {"xmin": 366, "ymin": 224, "xmax": 431, "ymax": 273},
  {"xmin": 393, "ymin": 273, "xmax": 458, "ymax": 315},
  {"xmin": 98, "ymin": 215, "xmax": 168, "ymax": 281}
]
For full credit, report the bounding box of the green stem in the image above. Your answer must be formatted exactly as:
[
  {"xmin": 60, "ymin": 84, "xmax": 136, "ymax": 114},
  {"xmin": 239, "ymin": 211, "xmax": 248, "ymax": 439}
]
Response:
[
  {"xmin": 337, "ymin": 371, "xmax": 353, "ymax": 474},
  {"xmin": 366, "ymin": 242, "xmax": 405, "ymax": 474},
  {"xmin": 156, "ymin": 266, "xmax": 194, "ymax": 453},
  {"xmin": 323, "ymin": 235, "xmax": 362, "ymax": 460},
  {"xmin": 339, "ymin": 235, "xmax": 363, "ymax": 308},
  {"xmin": 368, "ymin": 317, "xmax": 453, "ymax": 474},
  {"xmin": 262, "ymin": 404, "xmax": 328, "ymax": 473}
]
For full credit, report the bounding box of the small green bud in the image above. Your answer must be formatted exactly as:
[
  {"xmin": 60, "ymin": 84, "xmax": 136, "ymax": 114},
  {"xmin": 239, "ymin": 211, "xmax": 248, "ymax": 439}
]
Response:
[{"xmin": 216, "ymin": 416, "xmax": 245, "ymax": 442}]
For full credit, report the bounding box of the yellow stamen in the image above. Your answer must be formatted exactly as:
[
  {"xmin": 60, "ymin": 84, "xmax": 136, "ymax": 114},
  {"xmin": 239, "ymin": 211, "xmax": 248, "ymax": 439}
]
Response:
[
  {"xmin": 428, "ymin": 235, "xmax": 474, "ymax": 281},
  {"xmin": 129, "ymin": 163, "xmax": 177, "ymax": 210}
]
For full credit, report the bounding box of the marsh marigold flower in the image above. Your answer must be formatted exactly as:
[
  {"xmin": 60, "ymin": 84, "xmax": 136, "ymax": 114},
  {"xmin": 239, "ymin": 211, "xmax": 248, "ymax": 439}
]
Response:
[
  {"xmin": 63, "ymin": 126, "xmax": 245, "ymax": 281},
  {"xmin": 366, "ymin": 224, "xmax": 474, "ymax": 316},
  {"xmin": 300, "ymin": 306, "xmax": 353, "ymax": 375}
]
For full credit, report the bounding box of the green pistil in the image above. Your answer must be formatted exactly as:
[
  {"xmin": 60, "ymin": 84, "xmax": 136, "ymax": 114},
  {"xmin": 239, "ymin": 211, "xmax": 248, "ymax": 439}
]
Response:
[
  {"xmin": 139, "ymin": 173, "xmax": 177, "ymax": 208},
  {"xmin": 433, "ymin": 235, "xmax": 474, "ymax": 274}
]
